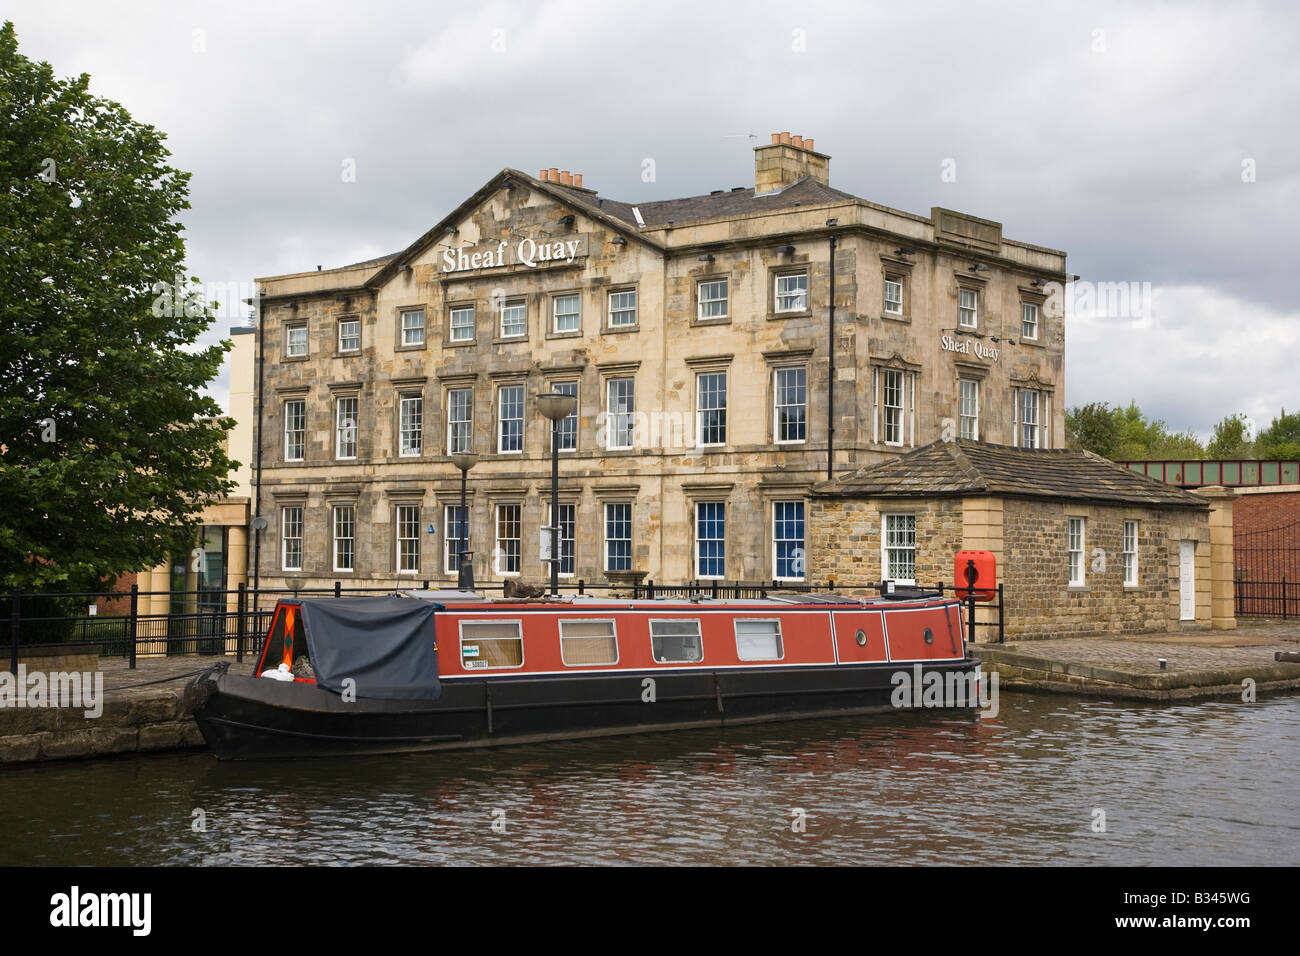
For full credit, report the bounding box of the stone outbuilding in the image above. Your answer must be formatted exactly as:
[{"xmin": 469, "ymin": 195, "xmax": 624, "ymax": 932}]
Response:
[{"xmin": 810, "ymin": 440, "xmax": 1236, "ymax": 640}]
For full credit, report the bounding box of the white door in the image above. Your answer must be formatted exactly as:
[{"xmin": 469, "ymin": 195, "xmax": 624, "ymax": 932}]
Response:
[{"xmin": 1179, "ymin": 540, "xmax": 1195, "ymax": 621}]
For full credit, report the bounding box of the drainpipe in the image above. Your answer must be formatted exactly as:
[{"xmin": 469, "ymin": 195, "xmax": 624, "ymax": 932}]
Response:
[
  {"xmin": 252, "ymin": 292, "xmax": 265, "ymax": 608},
  {"xmin": 827, "ymin": 235, "xmax": 836, "ymax": 480}
]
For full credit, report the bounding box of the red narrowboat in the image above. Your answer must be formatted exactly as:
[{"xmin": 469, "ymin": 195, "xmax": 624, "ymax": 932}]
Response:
[{"xmin": 188, "ymin": 587, "xmax": 979, "ymax": 760}]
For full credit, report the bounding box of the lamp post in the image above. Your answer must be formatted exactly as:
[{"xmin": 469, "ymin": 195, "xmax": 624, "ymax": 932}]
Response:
[
  {"xmin": 451, "ymin": 453, "xmax": 478, "ymax": 589},
  {"xmin": 536, "ymin": 391, "xmax": 577, "ymax": 597}
]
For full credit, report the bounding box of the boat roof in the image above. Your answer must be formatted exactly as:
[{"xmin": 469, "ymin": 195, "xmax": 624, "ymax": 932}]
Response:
[{"xmin": 398, "ymin": 590, "xmax": 944, "ymax": 608}]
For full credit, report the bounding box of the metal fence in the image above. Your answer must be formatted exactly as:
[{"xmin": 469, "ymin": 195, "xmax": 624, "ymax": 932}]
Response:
[
  {"xmin": 4, "ymin": 578, "xmax": 1005, "ymax": 670},
  {"xmin": 1233, "ymin": 517, "xmax": 1300, "ymax": 617}
]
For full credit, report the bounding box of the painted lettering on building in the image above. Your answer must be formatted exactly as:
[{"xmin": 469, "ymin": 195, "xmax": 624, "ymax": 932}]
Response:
[
  {"xmin": 941, "ymin": 334, "xmax": 999, "ymax": 361},
  {"xmin": 440, "ymin": 235, "xmax": 590, "ymax": 274}
]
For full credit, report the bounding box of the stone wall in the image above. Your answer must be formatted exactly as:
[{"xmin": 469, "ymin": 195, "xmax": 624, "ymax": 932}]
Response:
[
  {"xmin": 1002, "ymin": 499, "xmax": 1210, "ymax": 639},
  {"xmin": 809, "ymin": 497, "xmax": 964, "ymax": 592}
]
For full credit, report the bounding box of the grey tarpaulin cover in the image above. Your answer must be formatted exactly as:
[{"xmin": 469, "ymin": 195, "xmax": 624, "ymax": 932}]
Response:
[{"xmin": 296, "ymin": 596, "xmax": 441, "ymax": 700}]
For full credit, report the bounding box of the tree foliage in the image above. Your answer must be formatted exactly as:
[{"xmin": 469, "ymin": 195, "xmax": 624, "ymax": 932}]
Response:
[
  {"xmin": 1065, "ymin": 401, "xmax": 1205, "ymax": 461},
  {"xmin": 1256, "ymin": 409, "xmax": 1300, "ymax": 461},
  {"xmin": 1206, "ymin": 413, "xmax": 1257, "ymax": 460},
  {"xmin": 0, "ymin": 21, "xmax": 236, "ymax": 592}
]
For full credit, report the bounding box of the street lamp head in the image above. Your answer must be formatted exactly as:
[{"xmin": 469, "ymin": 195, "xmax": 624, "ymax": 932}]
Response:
[
  {"xmin": 536, "ymin": 391, "xmax": 577, "ymax": 422},
  {"xmin": 451, "ymin": 453, "xmax": 478, "ymax": 473}
]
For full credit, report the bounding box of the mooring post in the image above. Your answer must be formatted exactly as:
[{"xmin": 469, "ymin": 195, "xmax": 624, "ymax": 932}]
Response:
[
  {"xmin": 334, "ymin": 580, "xmax": 342, "ymax": 600},
  {"xmin": 997, "ymin": 583, "xmax": 1005, "ymax": 643}
]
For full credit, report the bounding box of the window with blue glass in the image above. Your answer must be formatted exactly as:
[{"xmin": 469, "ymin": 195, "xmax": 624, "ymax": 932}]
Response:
[
  {"xmin": 696, "ymin": 502, "xmax": 726, "ymax": 579},
  {"xmin": 773, "ymin": 501, "xmax": 805, "ymax": 581},
  {"xmin": 605, "ymin": 502, "xmax": 632, "ymax": 571}
]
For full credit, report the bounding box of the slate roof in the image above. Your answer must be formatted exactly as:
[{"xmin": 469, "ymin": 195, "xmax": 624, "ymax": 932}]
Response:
[
  {"xmin": 815, "ymin": 440, "xmax": 1211, "ymax": 508},
  {"xmin": 550, "ymin": 177, "xmax": 859, "ymax": 229}
]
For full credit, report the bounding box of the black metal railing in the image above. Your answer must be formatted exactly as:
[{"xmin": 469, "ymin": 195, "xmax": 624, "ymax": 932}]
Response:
[
  {"xmin": 1234, "ymin": 578, "xmax": 1297, "ymax": 619},
  {"xmin": 4, "ymin": 577, "xmax": 1006, "ymax": 670}
]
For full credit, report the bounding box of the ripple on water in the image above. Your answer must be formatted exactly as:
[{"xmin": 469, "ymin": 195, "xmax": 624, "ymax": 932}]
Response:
[{"xmin": 1, "ymin": 694, "xmax": 1297, "ymax": 864}]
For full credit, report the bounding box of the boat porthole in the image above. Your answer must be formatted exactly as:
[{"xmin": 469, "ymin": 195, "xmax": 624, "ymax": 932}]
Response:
[
  {"xmin": 923, "ymin": 627, "xmax": 934, "ymax": 645},
  {"xmin": 855, "ymin": 629, "xmax": 867, "ymax": 646}
]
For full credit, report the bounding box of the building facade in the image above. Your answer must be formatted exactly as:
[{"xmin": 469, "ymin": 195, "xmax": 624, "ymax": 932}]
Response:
[
  {"xmin": 251, "ymin": 133, "xmax": 1068, "ymax": 589},
  {"xmin": 809, "ymin": 440, "xmax": 1235, "ymax": 639}
]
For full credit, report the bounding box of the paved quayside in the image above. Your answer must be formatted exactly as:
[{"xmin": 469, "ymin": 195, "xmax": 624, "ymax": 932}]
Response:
[
  {"xmin": 0, "ymin": 657, "xmax": 256, "ymax": 765},
  {"xmin": 974, "ymin": 620, "xmax": 1300, "ymax": 700}
]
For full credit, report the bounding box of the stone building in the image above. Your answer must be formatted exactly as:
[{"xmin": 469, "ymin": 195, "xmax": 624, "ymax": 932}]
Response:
[
  {"xmin": 250, "ymin": 133, "xmax": 1069, "ymax": 590},
  {"xmin": 809, "ymin": 440, "xmax": 1236, "ymax": 639}
]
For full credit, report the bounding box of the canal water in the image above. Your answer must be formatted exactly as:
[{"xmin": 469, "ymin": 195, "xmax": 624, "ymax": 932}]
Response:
[{"xmin": 1, "ymin": 693, "xmax": 1296, "ymax": 866}]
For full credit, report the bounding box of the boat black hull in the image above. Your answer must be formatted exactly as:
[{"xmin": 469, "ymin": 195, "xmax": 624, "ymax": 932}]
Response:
[{"xmin": 191, "ymin": 658, "xmax": 984, "ymax": 759}]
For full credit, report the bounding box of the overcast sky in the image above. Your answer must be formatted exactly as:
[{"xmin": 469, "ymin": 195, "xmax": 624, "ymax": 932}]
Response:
[{"xmin": 9, "ymin": 0, "xmax": 1298, "ymax": 442}]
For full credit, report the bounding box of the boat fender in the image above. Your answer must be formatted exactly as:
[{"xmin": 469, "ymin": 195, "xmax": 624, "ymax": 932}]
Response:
[{"xmin": 260, "ymin": 663, "xmax": 295, "ymax": 681}]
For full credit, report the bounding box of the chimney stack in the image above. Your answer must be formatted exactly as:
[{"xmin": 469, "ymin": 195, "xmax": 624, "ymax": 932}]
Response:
[
  {"xmin": 574, "ymin": 173, "xmax": 583, "ymax": 188},
  {"xmin": 753, "ymin": 131, "xmax": 829, "ymax": 195}
]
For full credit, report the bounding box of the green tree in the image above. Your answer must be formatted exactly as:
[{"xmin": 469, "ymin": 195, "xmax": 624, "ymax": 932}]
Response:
[
  {"xmin": 0, "ymin": 21, "xmax": 236, "ymax": 593},
  {"xmin": 1065, "ymin": 401, "xmax": 1120, "ymax": 457},
  {"xmin": 1256, "ymin": 409, "xmax": 1300, "ymax": 460},
  {"xmin": 1206, "ymin": 413, "xmax": 1258, "ymax": 459}
]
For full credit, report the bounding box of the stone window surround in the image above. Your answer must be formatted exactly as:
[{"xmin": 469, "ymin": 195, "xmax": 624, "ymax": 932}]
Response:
[
  {"xmin": 684, "ymin": 482, "xmax": 734, "ymax": 581},
  {"xmin": 869, "ymin": 355, "xmax": 920, "ymax": 448},
  {"xmin": 764, "ymin": 348, "xmax": 813, "ymax": 447},
  {"xmin": 767, "ymin": 263, "xmax": 811, "ymax": 320},
  {"xmin": 1017, "ymin": 284, "xmax": 1048, "ymax": 347},
  {"xmin": 954, "ymin": 271, "xmax": 987, "ymax": 331},
  {"xmin": 764, "ymin": 488, "xmax": 811, "ymax": 583},
  {"xmin": 1011, "ymin": 377, "xmax": 1054, "ymax": 449},
  {"xmin": 335, "ymin": 315, "xmax": 362, "ymax": 355},
  {"xmin": 496, "ymin": 295, "xmax": 530, "ymax": 343},
  {"xmin": 685, "ymin": 354, "xmax": 733, "ymax": 452},
  {"xmin": 880, "ymin": 253, "xmax": 914, "ymax": 323},
  {"xmin": 597, "ymin": 360, "xmax": 640, "ymax": 455},
  {"xmin": 395, "ymin": 304, "xmax": 427, "ymax": 352},
  {"xmin": 604, "ymin": 284, "xmax": 639, "ymax": 333},
  {"xmin": 693, "ymin": 272, "xmax": 731, "ymax": 326},
  {"xmin": 546, "ymin": 288, "xmax": 583, "ymax": 340},
  {"xmin": 392, "ymin": 377, "xmax": 427, "ymax": 459},
  {"xmin": 445, "ymin": 300, "xmax": 477, "ymax": 347}
]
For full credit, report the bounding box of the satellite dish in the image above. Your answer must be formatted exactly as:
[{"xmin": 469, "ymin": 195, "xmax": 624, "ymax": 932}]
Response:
[{"xmin": 251, "ymin": 516, "xmax": 268, "ymax": 531}]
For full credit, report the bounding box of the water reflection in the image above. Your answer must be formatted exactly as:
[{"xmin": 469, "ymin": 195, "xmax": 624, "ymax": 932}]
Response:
[{"xmin": 1, "ymin": 694, "xmax": 1296, "ymax": 865}]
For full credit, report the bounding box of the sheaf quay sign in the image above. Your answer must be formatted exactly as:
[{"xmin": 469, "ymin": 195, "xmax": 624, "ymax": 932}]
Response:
[
  {"xmin": 441, "ymin": 235, "xmax": 590, "ymax": 274},
  {"xmin": 941, "ymin": 333, "xmax": 1000, "ymax": 361}
]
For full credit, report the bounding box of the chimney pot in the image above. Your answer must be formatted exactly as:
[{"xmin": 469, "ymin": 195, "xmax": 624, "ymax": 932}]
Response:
[
  {"xmin": 780, "ymin": 131, "xmax": 792, "ymax": 145},
  {"xmin": 574, "ymin": 173, "xmax": 583, "ymax": 188},
  {"xmin": 539, "ymin": 168, "xmax": 548, "ymax": 180},
  {"xmin": 770, "ymin": 133, "xmax": 781, "ymax": 145},
  {"xmin": 804, "ymin": 138, "xmax": 814, "ymax": 152},
  {"xmin": 792, "ymin": 135, "xmax": 803, "ymax": 148},
  {"xmin": 549, "ymin": 167, "xmax": 559, "ymax": 182},
  {"xmin": 560, "ymin": 170, "xmax": 572, "ymax": 186}
]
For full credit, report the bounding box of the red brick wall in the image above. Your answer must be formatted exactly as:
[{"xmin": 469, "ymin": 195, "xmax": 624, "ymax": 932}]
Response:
[{"xmin": 1233, "ymin": 491, "xmax": 1300, "ymax": 582}]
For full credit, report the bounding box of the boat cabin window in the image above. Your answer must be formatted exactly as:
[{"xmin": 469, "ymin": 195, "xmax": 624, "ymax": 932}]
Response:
[
  {"xmin": 559, "ymin": 620, "xmax": 619, "ymax": 666},
  {"xmin": 649, "ymin": 620, "xmax": 703, "ymax": 663},
  {"xmin": 460, "ymin": 621, "xmax": 524, "ymax": 669},
  {"xmin": 734, "ymin": 619, "xmax": 783, "ymax": 661}
]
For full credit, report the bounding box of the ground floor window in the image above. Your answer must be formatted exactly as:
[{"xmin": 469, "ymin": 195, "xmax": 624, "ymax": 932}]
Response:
[
  {"xmin": 1068, "ymin": 517, "xmax": 1086, "ymax": 586},
  {"xmin": 605, "ymin": 502, "xmax": 632, "ymax": 571},
  {"xmin": 882, "ymin": 513, "xmax": 916, "ymax": 584},
  {"xmin": 495, "ymin": 504, "xmax": 521, "ymax": 575},
  {"xmin": 773, "ymin": 501, "xmax": 805, "ymax": 581},
  {"xmin": 333, "ymin": 505, "xmax": 355, "ymax": 572},
  {"xmin": 396, "ymin": 504, "xmax": 420, "ymax": 573},
  {"xmin": 444, "ymin": 505, "xmax": 468, "ymax": 574},
  {"xmin": 1123, "ymin": 519, "xmax": 1139, "ymax": 586},
  {"xmin": 548, "ymin": 503, "xmax": 575, "ymax": 576},
  {"xmin": 695, "ymin": 502, "xmax": 725, "ymax": 579}
]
